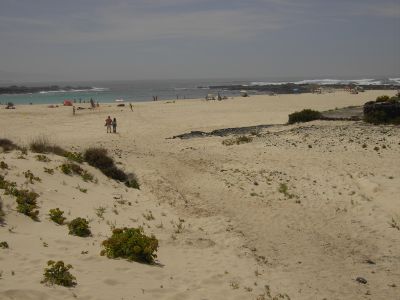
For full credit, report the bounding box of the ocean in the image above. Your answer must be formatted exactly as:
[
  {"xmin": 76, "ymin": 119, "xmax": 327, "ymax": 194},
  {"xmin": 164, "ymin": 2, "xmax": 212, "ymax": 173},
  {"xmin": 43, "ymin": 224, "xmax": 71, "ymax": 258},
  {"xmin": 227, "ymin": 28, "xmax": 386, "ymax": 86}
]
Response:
[{"xmin": 1, "ymin": 77, "xmax": 399, "ymax": 105}]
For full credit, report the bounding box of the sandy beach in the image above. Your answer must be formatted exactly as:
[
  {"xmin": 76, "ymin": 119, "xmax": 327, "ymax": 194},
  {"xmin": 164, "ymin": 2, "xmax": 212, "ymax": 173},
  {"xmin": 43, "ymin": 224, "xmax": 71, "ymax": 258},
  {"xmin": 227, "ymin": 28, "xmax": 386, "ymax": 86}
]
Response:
[{"xmin": 0, "ymin": 90, "xmax": 399, "ymax": 300}]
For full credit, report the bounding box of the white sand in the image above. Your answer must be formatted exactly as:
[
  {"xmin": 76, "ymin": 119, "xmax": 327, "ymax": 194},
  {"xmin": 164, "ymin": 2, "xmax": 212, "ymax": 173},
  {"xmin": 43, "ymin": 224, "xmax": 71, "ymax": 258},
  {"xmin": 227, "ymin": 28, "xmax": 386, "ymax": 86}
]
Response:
[{"xmin": 0, "ymin": 90, "xmax": 399, "ymax": 299}]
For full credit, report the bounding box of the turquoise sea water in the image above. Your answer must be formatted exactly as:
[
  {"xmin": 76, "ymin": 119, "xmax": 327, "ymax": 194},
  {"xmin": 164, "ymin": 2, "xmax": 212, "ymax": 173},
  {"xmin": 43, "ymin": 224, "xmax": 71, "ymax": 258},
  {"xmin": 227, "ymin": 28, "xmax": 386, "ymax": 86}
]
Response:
[
  {"xmin": 0, "ymin": 79, "xmax": 245, "ymax": 105},
  {"xmin": 1, "ymin": 77, "xmax": 398, "ymax": 105}
]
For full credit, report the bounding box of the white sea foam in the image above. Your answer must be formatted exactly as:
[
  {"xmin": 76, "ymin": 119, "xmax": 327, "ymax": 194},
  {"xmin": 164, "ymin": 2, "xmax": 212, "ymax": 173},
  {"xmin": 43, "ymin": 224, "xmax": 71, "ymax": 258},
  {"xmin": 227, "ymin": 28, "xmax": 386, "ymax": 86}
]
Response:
[
  {"xmin": 250, "ymin": 78, "xmax": 400, "ymax": 86},
  {"xmin": 38, "ymin": 87, "xmax": 108, "ymax": 94}
]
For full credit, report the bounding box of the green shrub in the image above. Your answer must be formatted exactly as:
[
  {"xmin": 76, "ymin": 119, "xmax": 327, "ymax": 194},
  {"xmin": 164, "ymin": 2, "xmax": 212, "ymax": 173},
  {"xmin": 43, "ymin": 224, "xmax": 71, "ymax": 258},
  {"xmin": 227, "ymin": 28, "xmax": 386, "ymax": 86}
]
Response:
[
  {"xmin": 44, "ymin": 167, "xmax": 54, "ymax": 174},
  {"xmin": 36, "ymin": 155, "xmax": 50, "ymax": 162},
  {"xmin": 49, "ymin": 208, "xmax": 66, "ymax": 225},
  {"xmin": 103, "ymin": 166, "xmax": 127, "ymax": 182},
  {"xmin": 0, "ymin": 241, "xmax": 9, "ymax": 249},
  {"xmin": 125, "ymin": 173, "xmax": 140, "ymax": 189},
  {"xmin": 0, "ymin": 161, "xmax": 9, "ymax": 170},
  {"xmin": 84, "ymin": 148, "xmax": 114, "ymax": 170},
  {"xmin": 15, "ymin": 190, "xmax": 40, "ymax": 221},
  {"xmin": 376, "ymin": 95, "xmax": 390, "ymax": 102},
  {"xmin": 288, "ymin": 109, "xmax": 322, "ymax": 124},
  {"xmin": 65, "ymin": 152, "xmax": 84, "ymax": 164},
  {"xmin": 0, "ymin": 138, "xmax": 18, "ymax": 152},
  {"xmin": 23, "ymin": 170, "xmax": 41, "ymax": 184},
  {"xmin": 100, "ymin": 227, "xmax": 158, "ymax": 264},
  {"xmin": 84, "ymin": 147, "xmax": 138, "ymax": 188},
  {"xmin": 68, "ymin": 217, "xmax": 91, "ymax": 237},
  {"xmin": 81, "ymin": 170, "xmax": 94, "ymax": 182},
  {"xmin": 42, "ymin": 260, "xmax": 76, "ymax": 287}
]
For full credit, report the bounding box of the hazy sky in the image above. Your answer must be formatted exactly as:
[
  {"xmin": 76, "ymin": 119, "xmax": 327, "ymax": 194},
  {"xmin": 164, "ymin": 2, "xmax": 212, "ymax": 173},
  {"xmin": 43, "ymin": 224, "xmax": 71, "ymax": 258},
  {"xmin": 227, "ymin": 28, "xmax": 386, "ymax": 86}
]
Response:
[{"xmin": 0, "ymin": 0, "xmax": 399, "ymax": 82}]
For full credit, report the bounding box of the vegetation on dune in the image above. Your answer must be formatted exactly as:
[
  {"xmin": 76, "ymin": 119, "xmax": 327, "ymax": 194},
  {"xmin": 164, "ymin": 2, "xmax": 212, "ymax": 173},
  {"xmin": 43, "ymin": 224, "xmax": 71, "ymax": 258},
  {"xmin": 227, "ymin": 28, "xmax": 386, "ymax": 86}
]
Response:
[
  {"xmin": 0, "ymin": 241, "xmax": 9, "ymax": 249},
  {"xmin": 68, "ymin": 217, "xmax": 91, "ymax": 237},
  {"xmin": 84, "ymin": 147, "xmax": 139, "ymax": 189},
  {"xmin": 364, "ymin": 95, "xmax": 400, "ymax": 125},
  {"xmin": 42, "ymin": 260, "xmax": 77, "ymax": 287},
  {"xmin": 0, "ymin": 138, "xmax": 19, "ymax": 152},
  {"xmin": 49, "ymin": 208, "xmax": 66, "ymax": 225},
  {"xmin": 288, "ymin": 109, "xmax": 322, "ymax": 124},
  {"xmin": 60, "ymin": 162, "xmax": 94, "ymax": 182},
  {"xmin": 0, "ymin": 161, "xmax": 9, "ymax": 169},
  {"xmin": 0, "ymin": 175, "xmax": 40, "ymax": 221},
  {"xmin": 100, "ymin": 227, "xmax": 158, "ymax": 264}
]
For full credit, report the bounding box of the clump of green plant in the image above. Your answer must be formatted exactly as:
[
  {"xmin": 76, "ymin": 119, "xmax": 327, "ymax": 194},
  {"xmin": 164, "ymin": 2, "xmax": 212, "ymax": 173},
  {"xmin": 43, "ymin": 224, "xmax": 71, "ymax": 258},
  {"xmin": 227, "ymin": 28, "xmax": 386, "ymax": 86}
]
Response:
[
  {"xmin": 76, "ymin": 185, "xmax": 87, "ymax": 193},
  {"xmin": 23, "ymin": 170, "xmax": 41, "ymax": 184},
  {"xmin": 68, "ymin": 217, "xmax": 91, "ymax": 237},
  {"xmin": 49, "ymin": 208, "xmax": 66, "ymax": 225},
  {"xmin": 16, "ymin": 190, "xmax": 40, "ymax": 220},
  {"xmin": 60, "ymin": 162, "xmax": 94, "ymax": 182},
  {"xmin": 100, "ymin": 227, "xmax": 158, "ymax": 264},
  {"xmin": 41, "ymin": 260, "xmax": 77, "ymax": 287},
  {"xmin": 375, "ymin": 95, "xmax": 390, "ymax": 102},
  {"xmin": 142, "ymin": 210, "xmax": 155, "ymax": 221},
  {"xmin": 84, "ymin": 147, "xmax": 139, "ymax": 189},
  {"xmin": 0, "ymin": 161, "xmax": 9, "ymax": 170},
  {"xmin": 389, "ymin": 216, "xmax": 400, "ymax": 230},
  {"xmin": 0, "ymin": 241, "xmax": 9, "ymax": 249},
  {"xmin": 0, "ymin": 138, "xmax": 19, "ymax": 152},
  {"xmin": 288, "ymin": 109, "xmax": 322, "ymax": 124},
  {"xmin": 278, "ymin": 183, "xmax": 296, "ymax": 199},
  {"xmin": 36, "ymin": 154, "xmax": 51, "ymax": 162},
  {"xmin": 95, "ymin": 206, "xmax": 106, "ymax": 219},
  {"xmin": 30, "ymin": 136, "xmax": 66, "ymax": 156},
  {"xmin": 44, "ymin": 167, "xmax": 54, "ymax": 174},
  {"xmin": 65, "ymin": 152, "xmax": 84, "ymax": 163}
]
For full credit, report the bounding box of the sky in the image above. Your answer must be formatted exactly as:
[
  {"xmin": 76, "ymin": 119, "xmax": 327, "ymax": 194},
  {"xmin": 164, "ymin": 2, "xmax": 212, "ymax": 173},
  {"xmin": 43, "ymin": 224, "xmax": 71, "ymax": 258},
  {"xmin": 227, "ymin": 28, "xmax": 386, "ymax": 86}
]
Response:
[{"xmin": 0, "ymin": 0, "xmax": 399, "ymax": 82}]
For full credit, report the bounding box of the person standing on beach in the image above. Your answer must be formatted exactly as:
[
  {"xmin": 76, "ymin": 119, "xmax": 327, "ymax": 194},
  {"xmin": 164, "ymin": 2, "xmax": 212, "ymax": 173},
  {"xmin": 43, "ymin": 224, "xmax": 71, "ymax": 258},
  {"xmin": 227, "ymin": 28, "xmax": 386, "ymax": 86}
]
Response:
[
  {"xmin": 112, "ymin": 118, "xmax": 117, "ymax": 133},
  {"xmin": 105, "ymin": 116, "xmax": 112, "ymax": 133},
  {"xmin": 129, "ymin": 102, "xmax": 133, "ymax": 111},
  {"xmin": 73, "ymin": 106, "xmax": 76, "ymax": 115}
]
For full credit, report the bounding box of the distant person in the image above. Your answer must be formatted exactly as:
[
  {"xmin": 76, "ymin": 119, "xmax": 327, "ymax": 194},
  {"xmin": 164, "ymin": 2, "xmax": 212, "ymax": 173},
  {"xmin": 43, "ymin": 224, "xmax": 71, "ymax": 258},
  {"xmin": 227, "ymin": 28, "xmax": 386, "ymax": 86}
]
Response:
[
  {"xmin": 73, "ymin": 106, "xmax": 76, "ymax": 115},
  {"xmin": 105, "ymin": 116, "xmax": 112, "ymax": 133},
  {"xmin": 112, "ymin": 118, "xmax": 117, "ymax": 133},
  {"xmin": 129, "ymin": 102, "xmax": 133, "ymax": 111},
  {"xmin": 97, "ymin": 101, "xmax": 100, "ymax": 108}
]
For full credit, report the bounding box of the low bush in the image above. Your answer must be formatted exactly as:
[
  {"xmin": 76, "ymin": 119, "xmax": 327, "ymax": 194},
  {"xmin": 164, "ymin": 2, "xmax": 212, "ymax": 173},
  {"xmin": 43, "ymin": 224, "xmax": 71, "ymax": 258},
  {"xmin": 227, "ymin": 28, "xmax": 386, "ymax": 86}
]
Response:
[
  {"xmin": 30, "ymin": 136, "xmax": 66, "ymax": 156},
  {"xmin": 36, "ymin": 155, "xmax": 50, "ymax": 162},
  {"xmin": 44, "ymin": 167, "xmax": 54, "ymax": 174},
  {"xmin": 15, "ymin": 189, "xmax": 40, "ymax": 221},
  {"xmin": 0, "ymin": 161, "xmax": 8, "ymax": 170},
  {"xmin": 125, "ymin": 173, "xmax": 140, "ymax": 189},
  {"xmin": 49, "ymin": 208, "xmax": 66, "ymax": 225},
  {"xmin": 23, "ymin": 170, "xmax": 41, "ymax": 184},
  {"xmin": 68, "ymin": 217, "xmax": 91, "ymax": 237},
  {"xmin": 42, "ymin": 260, "xmax": 76, "ymax": 287},
  {"xmin": 65, "ymin": 152, "xmax": 84, "ymax": 164},
  {"xmin": 0, "ymin": 138, "xmax": 18, "ymax": 152},
  {"xmin": 376, "ymin": 95, "xmax": 390, "ymax": 102},
  {"xmin": 60, "ymin": 162, "xmax": 94, "ymax": 182},
  {"xmin": 0, "ymin": 241, "xmax": 9, "ymax": 249},
  {"xmin": 84, "ymin": 148, "xmax": 114, "ymax": 170},
  {"xmin": 84, "ymin": 148, "xmax": 139, "ymax": 189},
  {"xmin": 288, "ymin": 109, "xmax": 322, "ymax": 124},
  {"xmin": 103, "ymin": 166, "xmax": 127, "ymax": 182},
  {"xmin": 100, "ymin": 227, "xmax": 158, "ymax": 264}
]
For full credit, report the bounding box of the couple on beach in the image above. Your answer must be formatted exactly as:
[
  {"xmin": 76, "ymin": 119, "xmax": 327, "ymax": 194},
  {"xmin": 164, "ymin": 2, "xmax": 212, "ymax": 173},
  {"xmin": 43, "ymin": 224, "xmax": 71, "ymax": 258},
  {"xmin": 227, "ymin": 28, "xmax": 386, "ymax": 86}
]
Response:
[{"xmin": 105, "ymin": 116, "xmax": 117, "ymax": 133}]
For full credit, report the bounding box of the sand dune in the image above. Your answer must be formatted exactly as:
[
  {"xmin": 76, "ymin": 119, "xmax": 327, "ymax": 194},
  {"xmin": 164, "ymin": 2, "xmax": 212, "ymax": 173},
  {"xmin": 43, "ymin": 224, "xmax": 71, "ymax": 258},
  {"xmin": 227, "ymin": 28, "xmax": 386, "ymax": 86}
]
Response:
[{"xmin": 0, "ymin": 90, "xmax": 399, "ymax": 299}]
